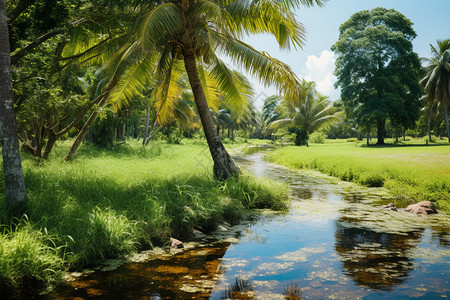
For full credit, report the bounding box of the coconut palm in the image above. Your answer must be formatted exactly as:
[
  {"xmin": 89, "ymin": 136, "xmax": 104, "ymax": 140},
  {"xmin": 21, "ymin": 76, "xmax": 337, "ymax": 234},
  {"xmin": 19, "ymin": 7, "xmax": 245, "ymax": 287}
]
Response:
[
  {"xmin": 421, "ymin": 39, "xmax": 450, "ymax": 142},
  {"xmin": 63, "ymin": 0, "xmax": 324, "ymax": 178},
  {"xmin": 271, "ymin": 80, "xmax": 337, "ymax": 146}
]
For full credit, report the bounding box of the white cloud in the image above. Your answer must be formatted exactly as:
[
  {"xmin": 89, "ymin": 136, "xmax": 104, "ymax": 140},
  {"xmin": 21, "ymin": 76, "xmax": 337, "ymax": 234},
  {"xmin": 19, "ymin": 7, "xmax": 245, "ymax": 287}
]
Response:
[{"xmin": 302, "ymin": 50, "xmax": 340, "ymax": 100}]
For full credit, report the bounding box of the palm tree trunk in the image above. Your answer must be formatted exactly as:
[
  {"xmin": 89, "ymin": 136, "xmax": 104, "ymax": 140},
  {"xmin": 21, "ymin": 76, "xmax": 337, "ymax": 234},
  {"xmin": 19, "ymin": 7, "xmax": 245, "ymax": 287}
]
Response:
[
  {"xmin": 183, "ymin": 51, "xmax": 241, "ymax": 180},
  {"xmin": 0, "ymin": 0, "xmax": 26, "ymax": 205},
  {"xmin": 427, "ymin": 115, "xmax": 432, "ymax": 142},
  {"xmin": 142, "ymin": 103, "xmax": 151, "ymax": 145},
  {"xmin": 444, "ymin": 102, "xmax": 450, "ymax": 143}
]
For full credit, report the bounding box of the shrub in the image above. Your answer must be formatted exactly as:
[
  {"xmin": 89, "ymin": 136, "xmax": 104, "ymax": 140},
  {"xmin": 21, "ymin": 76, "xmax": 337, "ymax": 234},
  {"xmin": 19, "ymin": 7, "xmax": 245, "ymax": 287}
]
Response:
[{"xmin": 309, "ymin": 132, "xmax": 326, "ymax": 144}]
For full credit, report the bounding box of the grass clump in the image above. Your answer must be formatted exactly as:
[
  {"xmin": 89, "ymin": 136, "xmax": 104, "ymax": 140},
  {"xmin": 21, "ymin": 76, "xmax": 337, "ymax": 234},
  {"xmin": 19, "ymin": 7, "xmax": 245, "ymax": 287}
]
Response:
[
  {"xmin": 0, "ymin": 140, "xmax": 287, "ymax": 287},
  {"xmin": 0, "ymin": 220, "xmax": 64, "ymax": 289},
  {"xmin": 267, "ymin": 143, "xmax": 450, "ymax": 212}
]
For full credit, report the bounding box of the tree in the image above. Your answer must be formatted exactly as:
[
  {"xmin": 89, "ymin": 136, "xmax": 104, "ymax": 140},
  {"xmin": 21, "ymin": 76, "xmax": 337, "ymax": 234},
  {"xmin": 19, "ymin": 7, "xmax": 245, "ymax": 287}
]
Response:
[
  {"xmin": 421, "ymin": 39, "xmax": 450, "ymax": 142},
  {"xmin": 271, "ymin": 80, "xmax": 337, "ymax": 146},
  {"xmin": 332, "ymin": 7, "xmax": 423, "ymax": 145},
  {"xmin": 0, "ymin": 0, "xmax": 26, "ymax": 205},
  {"xmin": 62, "ymin": 0, "xmax": 324, "ymax": 179}
]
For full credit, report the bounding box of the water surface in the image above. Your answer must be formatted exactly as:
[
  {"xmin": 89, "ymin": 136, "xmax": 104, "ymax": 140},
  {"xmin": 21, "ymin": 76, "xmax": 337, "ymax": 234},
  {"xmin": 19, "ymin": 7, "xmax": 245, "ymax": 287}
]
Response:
[{"xmin": 45, "ymin": 152, "xmax": 450, "ymax": 299}]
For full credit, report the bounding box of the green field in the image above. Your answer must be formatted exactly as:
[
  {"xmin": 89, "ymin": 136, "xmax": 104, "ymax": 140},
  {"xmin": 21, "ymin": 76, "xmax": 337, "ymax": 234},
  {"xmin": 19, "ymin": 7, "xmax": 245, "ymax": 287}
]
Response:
[
  {"xmin": 267, "ymin": 142, "xmax": 450, "ymax": 212},
  {"xmin": 0, "ymin": 140, "xmax": 287, "ymax": 287}
]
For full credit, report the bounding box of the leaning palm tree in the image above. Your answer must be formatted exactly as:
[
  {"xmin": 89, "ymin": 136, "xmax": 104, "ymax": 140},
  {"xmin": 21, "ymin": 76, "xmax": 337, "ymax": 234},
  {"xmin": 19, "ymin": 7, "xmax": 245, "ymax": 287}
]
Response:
[
  {"xmin": 421, "ymin": 39, "xmax": 450, "ymax": 142},
  {"xmin": 63, "ymin": 0, "xmax": 324, "ymax": 179},
  {"xmin": 271, "ymin": 80, "xmax": 337, "ymax": 146},
  {"xmin": 136, "ymin": 0, "xmax": 324, "ymax": 179}
]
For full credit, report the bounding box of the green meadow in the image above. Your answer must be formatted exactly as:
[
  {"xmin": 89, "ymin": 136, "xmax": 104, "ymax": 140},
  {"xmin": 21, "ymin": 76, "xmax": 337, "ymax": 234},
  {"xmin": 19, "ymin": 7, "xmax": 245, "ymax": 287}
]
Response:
[
  {"xmin": 0, "ymin": 140, "xmax": 287, "ymax": 287},
  {"xmin": 267, "ymin": 141, "xmax": 450, "ymax": 212}
]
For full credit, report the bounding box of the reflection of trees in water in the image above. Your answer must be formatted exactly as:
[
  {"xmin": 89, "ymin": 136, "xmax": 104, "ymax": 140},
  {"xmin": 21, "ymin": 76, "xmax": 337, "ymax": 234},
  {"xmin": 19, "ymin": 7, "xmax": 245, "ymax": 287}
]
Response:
[
  {"xmin": 222, "ymin": 277, "xmax": 254, "ymax": 299},
  {"xmin": 220, "ymin": 279, "xmax": 302, "ymax": 300},
  {"xmin": 283, "ymin": 283, "xmax": 301, "ymax": 300},
  {"xmin": 334, "ymin": 219, "xmax": 423, "ymax": 291}
]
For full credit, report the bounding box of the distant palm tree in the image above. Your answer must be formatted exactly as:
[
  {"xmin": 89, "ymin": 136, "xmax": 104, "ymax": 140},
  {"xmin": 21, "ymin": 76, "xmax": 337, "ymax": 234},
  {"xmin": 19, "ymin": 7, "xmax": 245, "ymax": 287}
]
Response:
[
  {"xmin": 421, "ymin": 39, "xmax": 450, "ymax": 142},
  {"xmin": 271, "ymin": 80, "xmax": 337, "ymax": 145}
]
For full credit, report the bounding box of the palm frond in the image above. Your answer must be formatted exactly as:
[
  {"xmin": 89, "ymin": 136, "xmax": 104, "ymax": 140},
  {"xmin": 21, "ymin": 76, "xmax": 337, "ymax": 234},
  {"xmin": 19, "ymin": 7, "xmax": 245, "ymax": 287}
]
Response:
[
  {"xmin": 108, "ymin": 51, "xmax": 157, "ymax": 110},
  {"xmin": 138, "ymin": 3, "xmax": 184, "ymax": 49},
  {"xmin": 155, "ymin": 60, "xmax": 184, "ymax": 124},
  {"xmin": 214, "ymin": 33, "xmax": 301, "ymax": 100},
  {"xmin": 224, "ymin": 0, "xmax": 307, "ymax": 49},
  {"xmin": 197, "ymin": 62, "xmax": 221, "ymax": 112}
]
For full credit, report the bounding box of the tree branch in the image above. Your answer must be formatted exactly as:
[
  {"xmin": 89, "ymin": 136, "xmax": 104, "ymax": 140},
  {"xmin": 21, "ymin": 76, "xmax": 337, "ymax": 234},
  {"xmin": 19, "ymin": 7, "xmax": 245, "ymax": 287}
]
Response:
[
  {"xmin": 11, "ymin": 28, "xmax": 63, "ymax": 65},
  {"xmin": 7, "ymin": 0, "xmax": 37, "ymax": 23}
]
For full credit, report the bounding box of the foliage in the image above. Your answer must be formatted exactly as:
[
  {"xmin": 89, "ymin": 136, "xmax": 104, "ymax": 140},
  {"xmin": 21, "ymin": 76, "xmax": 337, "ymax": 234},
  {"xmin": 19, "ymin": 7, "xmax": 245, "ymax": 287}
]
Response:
[
  {"xmin": 421, "ymin": 39, "xmax": 450, "ymax": 142},
  {"xmin": 332, "ymin": 7, "xmax": 423, "ymax": 145},
  {"xmin": 268, "ymin": 143, "xmax": 450, "ymax": 212},
  {"xmin": 309, "ymin": 131, "xmax": 326, "ymax": 143}
]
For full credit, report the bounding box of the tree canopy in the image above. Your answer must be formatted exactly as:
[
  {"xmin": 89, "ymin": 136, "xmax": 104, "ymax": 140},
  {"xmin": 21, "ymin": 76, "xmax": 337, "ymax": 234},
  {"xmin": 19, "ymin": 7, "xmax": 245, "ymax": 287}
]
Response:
[{"xmin": 332, "ymin": 7, "xmax": 423, "ymax": 144}]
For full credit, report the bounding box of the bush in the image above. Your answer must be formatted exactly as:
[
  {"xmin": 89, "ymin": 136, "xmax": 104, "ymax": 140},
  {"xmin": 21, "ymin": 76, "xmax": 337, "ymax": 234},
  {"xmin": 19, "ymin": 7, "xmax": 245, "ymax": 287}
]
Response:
[
  {"xmin": 346, "ymin": 138, "xmax": 357, "ymax": 142},
  {"xmin": 309, "ymin": 132, "xmax": 326, "ymax": 144}
]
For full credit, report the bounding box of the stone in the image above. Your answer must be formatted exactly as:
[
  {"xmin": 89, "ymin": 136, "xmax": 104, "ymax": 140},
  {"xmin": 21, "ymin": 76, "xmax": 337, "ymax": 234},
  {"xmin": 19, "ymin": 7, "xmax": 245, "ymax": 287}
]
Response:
[
  {"xmin": 382, "ymin": 203, "xmax": 398, "ymax": 211},
  {"xmin": 170, "ymin": 237, "xmax": 184, "ymax": 248},
  {"xmin": 192, "ymin": 229, "xmax": 205, "ymax": 238},
  {"xmin": 404, "ymin": 201, "xmax": 438, "ymax": 215}
]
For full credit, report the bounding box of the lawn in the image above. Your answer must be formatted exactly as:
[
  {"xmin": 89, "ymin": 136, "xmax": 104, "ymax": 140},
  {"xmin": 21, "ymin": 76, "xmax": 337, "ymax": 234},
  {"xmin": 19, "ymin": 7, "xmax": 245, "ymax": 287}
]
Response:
[{"xmin": 267, "ymin": 142, "xmax": 450, "ymax": 212}]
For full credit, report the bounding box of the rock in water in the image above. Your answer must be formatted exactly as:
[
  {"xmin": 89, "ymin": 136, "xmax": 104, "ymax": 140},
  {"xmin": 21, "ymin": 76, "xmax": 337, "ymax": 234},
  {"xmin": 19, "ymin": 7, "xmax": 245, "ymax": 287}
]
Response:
[
  {"xmin": 382, "ymin": 203, "xmax": 398, "ymax": 211},
  {"xmin": 405, "ymin": 201, "xmax": 438, "ymax": 215},
  {"xmin": 170, "ymin": 237, "xmax": 184, "ymax": 248}
]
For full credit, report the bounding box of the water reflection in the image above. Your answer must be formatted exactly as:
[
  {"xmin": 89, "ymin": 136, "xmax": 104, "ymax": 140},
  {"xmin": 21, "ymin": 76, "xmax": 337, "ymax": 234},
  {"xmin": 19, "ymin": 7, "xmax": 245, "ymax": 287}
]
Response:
[
  {"xmin": 334, "ymin": 220, "xmax": 421, "ymax": 290},
  {"xmin": 37, "ymin": 151, "xmax": 450, "ymax": 299}
]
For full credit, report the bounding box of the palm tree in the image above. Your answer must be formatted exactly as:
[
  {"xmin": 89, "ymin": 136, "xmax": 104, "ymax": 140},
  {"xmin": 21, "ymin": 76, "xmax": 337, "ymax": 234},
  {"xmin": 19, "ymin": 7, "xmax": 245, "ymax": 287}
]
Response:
[
  {"xmin": 271, "ymin": 80, "xmax": 337, "ymax": 146},
  {"xmin": 0, "ymin": 0, "xmax": 26, "ymax": 205},
  {"xmin": 421, "ymin": 39, "xmax": 450, "ymax": 142},
  {"xmin": 63, "ymin": 0, "xmax": 324, "ymax": 179}
]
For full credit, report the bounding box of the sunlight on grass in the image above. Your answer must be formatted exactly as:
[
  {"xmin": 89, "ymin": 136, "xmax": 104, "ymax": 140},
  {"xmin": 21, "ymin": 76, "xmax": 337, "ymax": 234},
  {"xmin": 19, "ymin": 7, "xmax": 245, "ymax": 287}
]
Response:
[
  {"xmin": 267, "ymin": 143, "xmax": 450, "ymax": 212},
  {"xmin": 0, "ymin": 140, "xmax": 288, "ymax": 286}
]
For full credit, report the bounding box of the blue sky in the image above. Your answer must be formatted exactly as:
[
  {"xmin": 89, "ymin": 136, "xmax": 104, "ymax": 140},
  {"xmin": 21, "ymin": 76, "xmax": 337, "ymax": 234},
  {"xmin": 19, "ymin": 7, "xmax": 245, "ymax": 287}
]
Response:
[{"xmin": 235, "ymin": 0, "xmax": 450, "ymax": 107}]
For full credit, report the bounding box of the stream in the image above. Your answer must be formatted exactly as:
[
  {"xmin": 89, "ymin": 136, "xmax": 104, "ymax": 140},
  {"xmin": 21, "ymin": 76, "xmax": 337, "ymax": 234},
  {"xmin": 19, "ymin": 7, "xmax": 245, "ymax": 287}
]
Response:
[{"xmin": 43, "ymin": 152, "xmax": 450, "ymax": 299}]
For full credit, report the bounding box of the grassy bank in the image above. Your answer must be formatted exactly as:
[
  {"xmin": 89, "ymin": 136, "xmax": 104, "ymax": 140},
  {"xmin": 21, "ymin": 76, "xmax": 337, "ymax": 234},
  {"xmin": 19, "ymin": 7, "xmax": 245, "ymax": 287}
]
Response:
[
  {"xmin": 0, "ymin": 140, "xmax": 288, "ymax": 288},
  {"xmin": 267, "ymin": 142, "xmax": 450, "ymax": 212}
]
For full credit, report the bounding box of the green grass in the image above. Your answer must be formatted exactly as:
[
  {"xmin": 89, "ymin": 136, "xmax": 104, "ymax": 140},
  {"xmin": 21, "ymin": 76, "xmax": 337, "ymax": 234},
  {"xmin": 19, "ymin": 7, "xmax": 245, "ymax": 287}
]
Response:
[
  {"xmin": 0, "ymin": 140, "xmax": 288, "ymax": 288},
  {"xmin": 267, "ymin": 142, "xmax": 450, "ymax": 212}
]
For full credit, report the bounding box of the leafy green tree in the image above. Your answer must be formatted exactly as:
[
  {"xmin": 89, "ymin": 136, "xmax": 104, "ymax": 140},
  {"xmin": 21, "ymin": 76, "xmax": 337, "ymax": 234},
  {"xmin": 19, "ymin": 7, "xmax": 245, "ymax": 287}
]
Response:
[
  {"xmin": 63, "ymin": 0, "xmax": 324, "ymax": 179},
  {"xmin": 421, "ymin": 39, "xmax": 450, "ymax": 142},
  {"xmin": 271, "ymin": 80, "xmax": 337, "ymax": 146},
  {"xmin": 0, "ymin": 0, "xmax": 26, "ymax": 205},
  {"xmin": 332, "ymin": 7, "xmax": 423, "ymax": 145}
]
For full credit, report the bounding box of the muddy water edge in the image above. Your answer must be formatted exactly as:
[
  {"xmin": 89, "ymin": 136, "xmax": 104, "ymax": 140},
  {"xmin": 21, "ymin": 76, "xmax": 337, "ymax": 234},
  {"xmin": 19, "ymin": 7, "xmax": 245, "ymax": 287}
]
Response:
[{"xmin": 25, "ymin": 150, "xmax": 450, "ymax": 299}]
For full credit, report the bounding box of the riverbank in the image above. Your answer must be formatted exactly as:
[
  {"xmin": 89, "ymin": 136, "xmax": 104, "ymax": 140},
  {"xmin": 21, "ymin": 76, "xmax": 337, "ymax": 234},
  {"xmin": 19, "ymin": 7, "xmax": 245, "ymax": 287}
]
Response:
[
  {"xmin": 267, "ymin": 142, "xmax": 450, "ymax": 213},
  {"xmin": 0, "ymin": 140, "xmax": 288, "ymax": 290}
]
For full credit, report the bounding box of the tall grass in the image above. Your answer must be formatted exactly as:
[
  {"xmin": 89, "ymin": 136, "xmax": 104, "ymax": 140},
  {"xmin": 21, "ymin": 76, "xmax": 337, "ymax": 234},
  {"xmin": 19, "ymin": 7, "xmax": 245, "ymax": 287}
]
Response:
[
  {"xmin": 0, "ymin": 140, "xmax": 288, "ymax": 287},
  {"xmin": 267, "ymin": 143, "xmax": 450, "ymax": 212}
]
